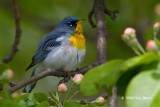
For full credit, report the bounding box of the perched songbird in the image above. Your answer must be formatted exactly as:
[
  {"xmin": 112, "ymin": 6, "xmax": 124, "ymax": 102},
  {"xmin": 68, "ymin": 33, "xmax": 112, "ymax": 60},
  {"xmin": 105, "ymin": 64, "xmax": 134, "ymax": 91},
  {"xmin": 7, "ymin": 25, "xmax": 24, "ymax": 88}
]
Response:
[{"xmin": 23, "ymin": 16, "xmax": 86, "ymax": 93}]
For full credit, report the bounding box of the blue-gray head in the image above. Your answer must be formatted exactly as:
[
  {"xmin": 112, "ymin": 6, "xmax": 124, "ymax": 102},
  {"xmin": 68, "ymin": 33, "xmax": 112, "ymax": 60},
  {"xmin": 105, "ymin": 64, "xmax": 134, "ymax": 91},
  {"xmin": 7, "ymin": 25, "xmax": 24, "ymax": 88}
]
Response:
[{"xmin": 54, "ymin": 16, "xmax": 81, "ymax": 34}]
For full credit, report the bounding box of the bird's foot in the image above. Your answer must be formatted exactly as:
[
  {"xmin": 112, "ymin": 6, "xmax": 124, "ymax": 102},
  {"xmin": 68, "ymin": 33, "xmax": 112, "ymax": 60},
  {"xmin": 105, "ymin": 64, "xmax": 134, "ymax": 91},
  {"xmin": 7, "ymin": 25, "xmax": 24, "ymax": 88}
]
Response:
[
  {"xmin": 59, "ymin": 76, "xmax": 71, "ymax": 85},
  {"xmin": 64, "ymin": 71, "xmax": 68, "ymax": 77},
  {"xmin": 76, "ymin": 68, "xmax": 79, "ymax": 71}
]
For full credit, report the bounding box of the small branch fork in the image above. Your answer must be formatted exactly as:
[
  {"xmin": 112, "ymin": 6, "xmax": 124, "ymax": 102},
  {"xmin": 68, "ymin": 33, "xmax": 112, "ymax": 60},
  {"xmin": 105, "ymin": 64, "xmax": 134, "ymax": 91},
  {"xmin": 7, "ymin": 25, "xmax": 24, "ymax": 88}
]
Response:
[
  {"xmin": 3, "ymin": 0, "xmax": 22, "ymax": 64},
  {"xmin": 88, "ymin": 8, "xmax": 96, "ymax": 28},
  {"xmin": 88, "ymin": 4, "xmax": 119, "ymax": 28},
  {"xmin": 104, "ymin": 8, "xmax": 119, "ymax": 21},
  {"xmin": 7, "ymin": 62, "xmax": 99, "ymax": 94}
]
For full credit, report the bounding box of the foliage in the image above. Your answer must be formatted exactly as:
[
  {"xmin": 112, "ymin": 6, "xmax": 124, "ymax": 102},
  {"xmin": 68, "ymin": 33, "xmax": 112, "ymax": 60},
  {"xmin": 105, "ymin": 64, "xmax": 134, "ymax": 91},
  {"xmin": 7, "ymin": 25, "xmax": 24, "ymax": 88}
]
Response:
[
  {"xmin": 0, "ymin": 91, "xmax": 49, "ymax": 107},
  {"xmin": 2, "ymin": 52, "xmax": 160, "ymax": 107},
  {"xmin": 81, "ymin": 23, "xmax": 160, "ymax": 107},
  {"xmin": 1, "ymin": 0, "xmax": 160, "ymax": 107},
  {"xmin": 0, "ymin": 81, "xmax": 106, "ymax": 107}
]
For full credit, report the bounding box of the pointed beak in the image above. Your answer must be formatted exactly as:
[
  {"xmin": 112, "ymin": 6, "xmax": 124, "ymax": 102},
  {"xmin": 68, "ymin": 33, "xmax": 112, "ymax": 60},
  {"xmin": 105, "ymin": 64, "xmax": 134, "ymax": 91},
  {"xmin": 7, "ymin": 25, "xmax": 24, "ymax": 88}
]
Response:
[{"xmin": 77, "ymin": 19, "xmax": 86, "ymax": 24}]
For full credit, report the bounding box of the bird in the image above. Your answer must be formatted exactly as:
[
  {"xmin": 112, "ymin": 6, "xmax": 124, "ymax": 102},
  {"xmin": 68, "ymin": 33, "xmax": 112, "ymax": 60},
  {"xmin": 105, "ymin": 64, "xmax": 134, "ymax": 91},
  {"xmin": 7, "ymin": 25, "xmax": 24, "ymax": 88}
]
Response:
[{"xmin": 23, "ymin": 16, "xmax": 86, "ymax": 93}]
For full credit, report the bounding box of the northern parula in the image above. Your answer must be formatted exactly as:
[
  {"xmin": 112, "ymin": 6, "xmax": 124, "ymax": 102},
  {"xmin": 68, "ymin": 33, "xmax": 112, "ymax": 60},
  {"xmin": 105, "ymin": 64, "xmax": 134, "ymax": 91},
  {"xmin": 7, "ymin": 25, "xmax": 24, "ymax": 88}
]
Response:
[{"xmin": 23, "ymin": 16, "xmax": 86, "ymax": 93}]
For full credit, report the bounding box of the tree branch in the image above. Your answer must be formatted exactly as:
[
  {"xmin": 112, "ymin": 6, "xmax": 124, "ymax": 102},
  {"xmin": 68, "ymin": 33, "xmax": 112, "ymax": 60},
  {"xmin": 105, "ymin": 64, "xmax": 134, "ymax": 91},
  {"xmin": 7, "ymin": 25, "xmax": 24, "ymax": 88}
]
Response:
[
  {"xmin": 93, "ymin": 0, "xmax": 107, "ymax": 64},
  {"xmin": 108, "ymin": 86, "xmax": 118, "ymax": 107},
  {"xmin": 3, "ymin": 0, "xmax": 22, "ymax": 63},
  {"xmin": 7, "ymin": 62, "xmax": 99, "ymax": 94},
  {"xmin": 88, "ymin": 0, "xmax": 119, "ymax": 106}
]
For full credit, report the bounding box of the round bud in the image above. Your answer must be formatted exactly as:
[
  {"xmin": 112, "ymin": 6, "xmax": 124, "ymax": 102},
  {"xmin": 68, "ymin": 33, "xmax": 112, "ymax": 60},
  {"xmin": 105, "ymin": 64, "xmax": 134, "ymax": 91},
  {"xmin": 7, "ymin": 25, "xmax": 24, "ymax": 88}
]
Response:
[
  {"xmin": 124, "ymin": 27, "xmax": 136, "ymax": 38},
  {"xmin": 3, "ymin": 69, "xmax": 14, "ymax": 79},
  {"xmin": 95, "ymin": 96, "xmax": 105, "ymax": 106},
  {"xmin": 146, "ymin": 40, "xmax": 156, "ymax": 51},
  {"xmin": 154, "ymin": 22, "xmax": 160, "ymax": 35},
  {"xmin": 122, "ymin": 27, "xmax": 136, "ymax": 44},
  {"xmin": 154, "ymin": 22, "xmax": 160, "ymax": 28},
  {"xmin": 58, "ymin": 83, "xmax": 67, "ymax": 93},
  {"xmin": 72, "ymin": 74, "xmax": 83, "ymax": 85}
]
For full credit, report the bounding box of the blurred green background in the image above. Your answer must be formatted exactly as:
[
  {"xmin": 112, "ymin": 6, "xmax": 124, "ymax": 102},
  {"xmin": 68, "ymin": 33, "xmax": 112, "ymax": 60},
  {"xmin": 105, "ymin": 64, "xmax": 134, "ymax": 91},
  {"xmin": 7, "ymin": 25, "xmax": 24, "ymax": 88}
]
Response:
[{"xmin": 0, "ymin": 0, "xmax": 160, "ymax": 106}]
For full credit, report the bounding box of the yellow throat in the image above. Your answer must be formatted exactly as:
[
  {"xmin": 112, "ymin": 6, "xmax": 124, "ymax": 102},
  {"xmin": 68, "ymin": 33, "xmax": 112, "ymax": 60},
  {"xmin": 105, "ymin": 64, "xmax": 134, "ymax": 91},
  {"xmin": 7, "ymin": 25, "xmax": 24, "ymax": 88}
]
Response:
[{"xmin": 69, "ymin": 21, "xmax": 85, "ymax": 50}]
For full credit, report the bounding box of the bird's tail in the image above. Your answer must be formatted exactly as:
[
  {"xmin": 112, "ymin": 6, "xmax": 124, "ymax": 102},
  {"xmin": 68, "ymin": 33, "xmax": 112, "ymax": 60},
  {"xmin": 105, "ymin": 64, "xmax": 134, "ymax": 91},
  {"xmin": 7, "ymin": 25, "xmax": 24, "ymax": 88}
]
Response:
[{"xmin": 22, "ymin": 67, "xmax": 43, "ymax": 93}]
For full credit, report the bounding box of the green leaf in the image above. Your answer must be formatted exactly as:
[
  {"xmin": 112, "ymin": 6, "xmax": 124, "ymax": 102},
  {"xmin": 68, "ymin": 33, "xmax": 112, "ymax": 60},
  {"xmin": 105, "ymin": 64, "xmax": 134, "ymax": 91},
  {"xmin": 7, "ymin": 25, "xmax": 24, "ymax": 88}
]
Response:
[
  {"xmin": 0, "ymin": 64, "xmax": 9, "ymax": 75},
  {"xmin": 117, "ymin": 61, "xmax": 160, "ymax": 96},
  {"xmin": 15, "ymin": 93, "xmax": 39, "ymax": 107},
  {"xmin": 122, "ymin": 52, "xmax": 160, "ymax": 71},
  {"xmin": 0, "ymin": 78, "xmax": 9, "ymax": 85},
  {"xmin": 14, "ymin": 93, "xmax": 28, "ymax": 103},
  {"xmin": 116, "ymin": 66, "xmax": 143, "ymax": 96},
  {"xmin": 55, "ymin": 91, "xmax": 60, "ymax": 102},
  {"xmin": 81, "ymin": 52, "xmax": 160, "ymax": 96},
  {"xmin": 64, "ymin": 102, "xmax": 82, "ymax": 107},
  {"xmin": 83, "ymin": 103, "xmax": 98, "ymax": 107},
  {"xmin": 83, "ymin": 102, "xmax": 108, "ymax": 107},
  {"xmin": 15, "ymin": 92, "xmax": 48, "ymax": 107},
  {"xmin": 36, "ymin": 101, "xmax": 49, "ymax": 107},
  {"xmin": 0, "ymin": 100, "xmax": 22, "ymax": 107},
  {"xmin": 50, "ymin": 91, "xmax": 59, "ymax": 104},
  {"xmin": 0, "ymin": 90, "xmax": 12, "ymax": 100},
  {"xmin": 126, "ymin": 69, "xmax": 160, "ymax": 107},
  {"xmin": 34, "ymin": 92, "xmax": 48, "ymax": 103},
  {"xmin": 83, "ymin": 103, "xmax": 99, "ymax": 107},
  {"xmin": 80, "ymin": 60, "xmax": 124, "ymax": 96},
  {"xmin": 150, "ymin": 90, "xmax": 160, "ymax": 107},
  {"xmin": 141, "ymin": 61, "xmax": 160, "ymax": 70},
  {"xmin": 155, "ymin": 38, "xmax": 160, "ymax": 46}
]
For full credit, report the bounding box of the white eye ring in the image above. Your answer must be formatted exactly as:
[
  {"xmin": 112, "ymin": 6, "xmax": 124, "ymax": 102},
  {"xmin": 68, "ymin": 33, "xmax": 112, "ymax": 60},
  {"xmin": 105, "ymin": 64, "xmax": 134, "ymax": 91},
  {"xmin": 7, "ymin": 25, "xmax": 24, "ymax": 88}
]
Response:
[{"xmin": 68, "ymin": 22, "xmax": 72, "ymax": 26}]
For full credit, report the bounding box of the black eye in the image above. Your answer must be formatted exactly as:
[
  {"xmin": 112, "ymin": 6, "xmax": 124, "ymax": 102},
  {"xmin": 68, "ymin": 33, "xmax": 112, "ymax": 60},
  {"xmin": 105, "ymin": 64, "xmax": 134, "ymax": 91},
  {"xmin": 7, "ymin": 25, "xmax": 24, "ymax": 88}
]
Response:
[{"xmin": 67, "ymin": 22, "xmax": 73, "ymax": 27}]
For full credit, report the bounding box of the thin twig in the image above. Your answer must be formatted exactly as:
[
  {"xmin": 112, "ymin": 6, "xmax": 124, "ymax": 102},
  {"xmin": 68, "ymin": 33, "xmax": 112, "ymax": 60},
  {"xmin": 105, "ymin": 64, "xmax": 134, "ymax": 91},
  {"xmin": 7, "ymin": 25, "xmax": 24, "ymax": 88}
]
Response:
[
  {"xmin": 105, "ymin": 8, "xmax": 119, "ymax": 21},
  {"xmin": 7, "ymin": 62, "xmax": 99, "ymax": 94},
  {"xmin": 88, "ymin": 8, "xmax": 96, "ymax": 28},
  {"xmin": 3, "ymin": 0, "xmax": 22, "ymax": 63},
  {"xmin": 59, "ymin": 76, "xmax": 71, "ymax": 85},
  {"xmin": 67, "ymin": 91, "xmax": 80, "ymax": 102},
  {"xmin": 64, "ymin": 84, "xmax": 75, "ymax": 104}
]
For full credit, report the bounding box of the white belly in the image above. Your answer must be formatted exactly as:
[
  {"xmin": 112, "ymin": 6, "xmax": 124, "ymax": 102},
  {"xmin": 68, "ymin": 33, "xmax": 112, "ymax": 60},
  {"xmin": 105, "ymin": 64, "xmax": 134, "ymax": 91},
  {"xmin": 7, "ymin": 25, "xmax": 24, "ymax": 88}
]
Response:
[{"xmin": 43, "ymin": 45, "xmax": 85, "ymax": 71}]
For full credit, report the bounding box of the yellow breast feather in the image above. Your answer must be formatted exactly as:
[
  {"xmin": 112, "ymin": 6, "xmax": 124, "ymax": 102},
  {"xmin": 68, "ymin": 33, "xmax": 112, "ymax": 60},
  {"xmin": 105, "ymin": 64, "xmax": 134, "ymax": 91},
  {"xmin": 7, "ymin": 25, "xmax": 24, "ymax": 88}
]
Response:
[
  {"xmin": 69, "ymin": 22, "xmax": 85, "ymax": 50},
  {"xmin": 70, "ymin": 21, "xmax": 86, "ymax": 50},
  {"xmin": 70, "ymin": 33, "xmax": 85, "ymax": 50}
]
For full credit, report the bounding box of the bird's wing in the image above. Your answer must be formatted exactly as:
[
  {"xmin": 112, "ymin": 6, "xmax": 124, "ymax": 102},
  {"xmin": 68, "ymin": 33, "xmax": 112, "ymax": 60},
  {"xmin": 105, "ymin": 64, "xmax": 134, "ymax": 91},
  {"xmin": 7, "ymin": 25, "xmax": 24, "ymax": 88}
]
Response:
[{"xmin": 26, "ymin": 33, "xmax": 63, "ymax": 71}]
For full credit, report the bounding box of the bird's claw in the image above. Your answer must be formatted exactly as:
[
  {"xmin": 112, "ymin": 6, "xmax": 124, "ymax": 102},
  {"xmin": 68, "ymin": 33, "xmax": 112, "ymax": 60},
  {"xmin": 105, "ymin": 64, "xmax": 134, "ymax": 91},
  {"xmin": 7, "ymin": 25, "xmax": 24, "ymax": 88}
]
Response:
[{"xmin": 64, "ymin": 71, "xmax": 68, "ymax": 77}]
